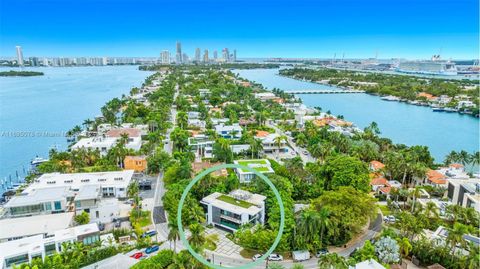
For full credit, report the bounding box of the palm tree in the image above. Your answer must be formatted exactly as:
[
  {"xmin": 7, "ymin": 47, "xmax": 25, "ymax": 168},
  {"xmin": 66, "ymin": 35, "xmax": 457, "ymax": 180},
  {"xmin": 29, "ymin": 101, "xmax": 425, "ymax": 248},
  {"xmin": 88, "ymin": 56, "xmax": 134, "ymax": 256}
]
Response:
[
  {"xmin": 423, "ymin": 201, "xmax": 439, "ymax": 219},
  {"xmin": 317, "ymin": 253, "xmax": 348, "ymax": 269},
  {"xmin": 318, "ymin": 207, "xmax": 330, "ymax": 249},
  {"xmin": 274, "ymin": 135, "xmax": 287, "ymax": 157},
  {"xmin": 249, "ymin": 137, "xmax": 263, "ymax": 159},
  {"xmin": 470, "ymin": 151, "xmax": 480, "ymax": 166},
  {"xmin": 444, "ymin": 150, "xmax": 460, "ymax": 165},
  {"xmin": 188, "ymin": 223, "xmax": 206, "ymax": 250},
  {"xmin": 82, "ymin": 118, "xmax": 94, "ymax": 130},
  {"xmin": 446, "ymin": 222, "xmax": 469, "ymax": 255},
  {"xmin": 167, "ymin": 251, "xmax": 190, "ymax": 269},
  {"xmin": 457, "ymin": 150, "xmax": 471, "ymax": 166},
  {"xmin": 409, "ymin": 187, "xmax": 422, "ymax": 213},
  {"xmin": 397, "ymin": 237, "xmax": 412, "ymax": 258},
  {"xmin": 295, "ymin": 133, "xmax": 307, "ymax": 147},
  {"xmin": 168, "ymin": 222, "xmax": 180, "ymax": 253}
]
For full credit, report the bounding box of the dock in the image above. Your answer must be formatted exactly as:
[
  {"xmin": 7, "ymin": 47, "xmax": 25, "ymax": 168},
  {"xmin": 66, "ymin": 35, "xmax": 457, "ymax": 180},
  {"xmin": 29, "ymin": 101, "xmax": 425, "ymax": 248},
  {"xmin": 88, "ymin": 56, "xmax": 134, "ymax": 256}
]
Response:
[{"xmin": 286, "ymin": 89, "xmax": 366, "ymax": 94}]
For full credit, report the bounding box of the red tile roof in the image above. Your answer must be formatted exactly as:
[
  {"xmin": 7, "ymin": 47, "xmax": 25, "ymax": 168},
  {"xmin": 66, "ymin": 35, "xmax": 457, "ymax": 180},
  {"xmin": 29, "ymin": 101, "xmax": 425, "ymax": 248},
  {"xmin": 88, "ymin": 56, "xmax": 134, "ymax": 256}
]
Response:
[
  {"xmin": 449, "ymin": 163, "xmax": 464, "ymax": 169},
  {"xmin": 379, "ymin": 186, "xmax": 391, "ymax": 194},
  {"xmin": 370, "ymin": 177, "xmax": 388, "ymax": 186},
  {"xmin": 426, "ymin": 169, "xmax": 447, "ymax": 185},
  {"xmin": 370, "ymin": 161, "xmax": 385, "ymax": 171}
]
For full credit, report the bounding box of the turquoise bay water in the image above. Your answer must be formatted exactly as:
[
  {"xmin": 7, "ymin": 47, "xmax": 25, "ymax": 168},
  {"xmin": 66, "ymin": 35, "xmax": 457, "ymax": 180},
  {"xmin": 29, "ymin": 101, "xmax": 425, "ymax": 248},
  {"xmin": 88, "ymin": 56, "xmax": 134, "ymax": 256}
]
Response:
[
  {"xmin": 235, "ymin": 68, "xmax": 479, "ymax": 163},
  {"xmin": 0, "ymin": 66, "xmax": 153, "ymax": 190}
]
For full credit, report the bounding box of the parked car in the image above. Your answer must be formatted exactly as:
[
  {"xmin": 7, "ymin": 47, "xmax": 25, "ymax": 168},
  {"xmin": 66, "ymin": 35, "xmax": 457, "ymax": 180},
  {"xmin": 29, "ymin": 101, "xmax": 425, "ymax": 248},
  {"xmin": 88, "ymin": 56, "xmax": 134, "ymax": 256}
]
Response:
[
  {"xmin": 383, "ymin": 215, "xmax": 396, "ymax": 223},
  {"xmin": 97, "ymin": 222, "xmax": 105, "ymax": 231},
  {"xmin": 268, "ymin": 254, "xmax": 283, "ymax": 261},
  {"xmin": 315, "ymin": 249, "xmax": 329, "ymax": 257},
  {"xmin": 252, "ymin": 254, "xmax": 263, "ymax": 261},
  {"xmin": 114, "ymin": 220, "xmax": 121, "ymax": 228},
  {"xmin": 145, "ymin": 245, "xmax": 159, "ymax": 254},
  {"xmin": 292, "ymin": 250, "xmax": 310, "ymax": 262},
  {"xmin": 130, "ymin": 252, "xmax": 143, "ymax": 259},
  {"xmin": 141, "ymin": 230, "xmax": 157, "ymax": 238}
]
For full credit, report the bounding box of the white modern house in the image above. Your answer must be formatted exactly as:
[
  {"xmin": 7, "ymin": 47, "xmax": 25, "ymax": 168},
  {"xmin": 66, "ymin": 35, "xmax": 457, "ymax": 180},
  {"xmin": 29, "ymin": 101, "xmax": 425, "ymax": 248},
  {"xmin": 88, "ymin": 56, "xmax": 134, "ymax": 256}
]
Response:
[
  {"xmin": 447, "ymin": 178, "xmax": 480, "ymax": 212},
  {"xmin": 188, "ymin": 135, "xmax": 214, "ymax": 158},
  {"xmin": 233, "ymin": 159, "xmax": 274, "ymax": 183},
  {"xmin": 201, "ymin": 190, "xmax": 266, "ymax": 232},
  {"xmin": 72, "ymin": 128, "xmax": 142, "ymax": 156},
  {"xmin": 0, "ymin": 223, "xmax": 100, "ymax": 269},
  {"xmin": 214, "ymin": 123, "xmax": 242, "ymax": 139},
  {"xmin": 3, "ymin": 171, "xmax": 134, "ymax": 220},
  {"xmin": 255, "ymin": 133, "xmax": 288, "ymax": 154}
]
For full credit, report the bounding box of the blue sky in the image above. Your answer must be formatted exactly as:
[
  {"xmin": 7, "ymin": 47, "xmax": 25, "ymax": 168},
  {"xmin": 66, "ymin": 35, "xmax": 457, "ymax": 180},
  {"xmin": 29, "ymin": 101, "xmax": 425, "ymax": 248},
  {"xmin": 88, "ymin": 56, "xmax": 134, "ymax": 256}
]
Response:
[{"xmin": 0, "ymin": 0, "xmax": 478, "ymax": 59}]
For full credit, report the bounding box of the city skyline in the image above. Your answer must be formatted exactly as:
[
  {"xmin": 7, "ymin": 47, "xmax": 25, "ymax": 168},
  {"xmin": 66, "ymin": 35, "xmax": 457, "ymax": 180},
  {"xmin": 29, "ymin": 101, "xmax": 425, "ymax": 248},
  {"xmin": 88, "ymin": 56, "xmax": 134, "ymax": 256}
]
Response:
[{"xmin": 0, "ymin": 0, "xmax": 478, "ymax": 59}]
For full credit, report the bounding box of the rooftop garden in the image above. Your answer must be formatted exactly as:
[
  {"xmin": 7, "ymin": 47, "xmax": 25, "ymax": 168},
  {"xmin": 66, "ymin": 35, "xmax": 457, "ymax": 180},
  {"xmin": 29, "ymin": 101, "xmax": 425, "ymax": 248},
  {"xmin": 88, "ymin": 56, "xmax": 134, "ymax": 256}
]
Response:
[
  {"xmin": 236, "ymin": 159, "xmax": 271, "ymax": 173},
  {"xmin": 217, "ymin": 194, "xmax": 254, "ymax": 209}
]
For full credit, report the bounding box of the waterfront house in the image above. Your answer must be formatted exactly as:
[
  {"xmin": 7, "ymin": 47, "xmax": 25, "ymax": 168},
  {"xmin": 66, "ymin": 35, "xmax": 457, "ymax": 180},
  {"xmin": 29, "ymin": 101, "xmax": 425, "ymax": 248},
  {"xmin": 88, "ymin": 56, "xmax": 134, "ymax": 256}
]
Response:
[
  {"xmin": 254, "ymin": 92, "xmax": 276, "ymax": 101},
  {"xmin": 124, "ymin": 156, "xmax": 147, "ymax": 173},
  {"xmin": 3, "ymin": 171, "xmax": 133, "ymax": 221},
  {"xmin": 201, "ymin": 189, "xmax": 266, "ymax": 232},
  {"xmin": 233, "ymin": 159, "xmax": 274, "ymax": 183},
  {"xmin": 72, "ymin": 127, "xmax": 142, "ymax": 156},
  {"xmin": 214, "ymin": 123, "xmax": 242, "ymax": 139},
  {"xmin": 0, "ymin": 223, "xmax": 99, "ymax": 269}
]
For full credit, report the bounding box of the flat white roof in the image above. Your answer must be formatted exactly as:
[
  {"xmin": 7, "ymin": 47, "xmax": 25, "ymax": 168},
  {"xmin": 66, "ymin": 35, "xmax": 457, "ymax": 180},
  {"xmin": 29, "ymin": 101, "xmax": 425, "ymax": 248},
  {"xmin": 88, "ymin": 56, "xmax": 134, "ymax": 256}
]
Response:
[
  {"xmin": 350, "ymin": 259, "xmax": 386, "ymax": 269},
  {"xmin": 72, "ymin": 136, "xmax": 118, "ymax": 149},
  {"xmin": 202, "ymin": 191, "xmax": 265, "ymax": 216},
  {"xmin": 25, "ymin": 170, "xmax": 134, "ymax": 192},
  {"xmin": 75, "ymin": 185, "xmax": 101, "ymax": 201},
  {"xmin": 81, "ymin": 253, "xmax": 138, "ymax": 269},
  {"xmin": 55, "ymin": 223, "xmax": 99, "ymax": 242},
  {"xmin": 0, "ymin": 234, "xmax": 45, "ymax": 259},
  {"xmin": 6, "ymin": 186, "xmax": 73, "ymax": 207},
  {"xmin": 0, "ymin": 212, "xmax": 74, "ymax": 240}
]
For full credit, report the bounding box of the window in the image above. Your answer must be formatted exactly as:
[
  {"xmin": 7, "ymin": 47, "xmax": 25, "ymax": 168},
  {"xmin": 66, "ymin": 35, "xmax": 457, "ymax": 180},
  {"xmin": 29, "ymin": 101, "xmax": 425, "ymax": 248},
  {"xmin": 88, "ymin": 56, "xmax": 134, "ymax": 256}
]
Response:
[
  {"xmin": 75, "ymin": 201, "xmax": 81, "ymax": 208},
  {"xmin": 96, "ymin": 211, "xmax": 99, "ymax": 218},
  {"xmin": 44, "ymin": 202, "xmax": 52, "ymax": 211},
  {"xmin": 54, "ymin": 201, "xmax": 62, "ymax": 211},
  {"xmin": 114, "ymin": 177, "xmax": 123, "ymax": 181},
  {"xmin": 81, "ymin": 179, "xmax": 90, "ymax": 183},
  {"xmin": 47, "ymin": 181, "xmax": 56, "ymax": 184},
  {"xmin": 64, "ymin": 180, "xmax": 73, "ymax": 183},
  {"xmin": 97, "ymin": 178, "xmax": 106, "ymax": 182}
]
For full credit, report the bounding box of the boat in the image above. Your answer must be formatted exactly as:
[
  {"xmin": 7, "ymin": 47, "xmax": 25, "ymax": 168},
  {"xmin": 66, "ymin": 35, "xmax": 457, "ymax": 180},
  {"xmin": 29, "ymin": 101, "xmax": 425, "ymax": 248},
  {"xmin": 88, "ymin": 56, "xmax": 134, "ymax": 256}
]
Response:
[
  {"xmin": 432, "ymin": 106, "xmax": 445, "ymax": 112},
  {"xmin": 381, "ymin": 95, "xmax": 401, "ymax": 101},
  {"xmin": 396, "ymin": 55, "xmax": 457, "ymax": 76},
  {"xmin": 31, "ymin": 156, "xmax": 48, "ymax": 168},
  {"xmin": 444, "ymin": 107, "xmax": 458, "ymax": 113}
]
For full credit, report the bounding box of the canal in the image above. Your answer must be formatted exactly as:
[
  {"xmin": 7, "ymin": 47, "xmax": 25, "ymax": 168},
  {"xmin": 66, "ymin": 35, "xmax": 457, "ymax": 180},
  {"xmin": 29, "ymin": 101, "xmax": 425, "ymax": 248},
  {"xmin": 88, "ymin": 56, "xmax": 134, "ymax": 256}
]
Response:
[{"xmin": 234, "ymin": 68, "xmax": 479, "ymax": 163}]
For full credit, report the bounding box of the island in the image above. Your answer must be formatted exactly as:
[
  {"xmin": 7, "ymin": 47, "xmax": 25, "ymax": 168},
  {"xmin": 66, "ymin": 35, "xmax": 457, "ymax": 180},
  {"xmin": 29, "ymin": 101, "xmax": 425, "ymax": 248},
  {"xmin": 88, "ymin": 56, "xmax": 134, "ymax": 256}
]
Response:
[{"xmin": 0, "ymin": 70, "xmax": 44, "ymax": 77}]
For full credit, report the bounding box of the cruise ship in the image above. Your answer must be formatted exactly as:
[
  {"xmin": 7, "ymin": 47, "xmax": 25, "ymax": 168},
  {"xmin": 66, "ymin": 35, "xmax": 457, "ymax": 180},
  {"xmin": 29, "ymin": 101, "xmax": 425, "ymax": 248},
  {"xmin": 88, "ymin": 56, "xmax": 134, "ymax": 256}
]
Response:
[{"xmin": 396, "ymin": 55, "xmax": 458, "ymax": 76}]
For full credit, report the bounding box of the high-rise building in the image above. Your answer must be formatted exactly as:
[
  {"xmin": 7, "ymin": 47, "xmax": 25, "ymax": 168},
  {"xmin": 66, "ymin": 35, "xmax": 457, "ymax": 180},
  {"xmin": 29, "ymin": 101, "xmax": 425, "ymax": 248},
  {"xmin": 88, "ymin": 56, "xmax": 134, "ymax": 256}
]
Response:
[
  {"xmin": 213, "ymin": 50, "xmax": 218, "ymax": 60},
  {"xmin": 102, "ymin": 57, "xmax": 108, "ymax": 66},
  {"xmin": 233, "ymin": 50, "xmax": 237, "ymax": 62},
  {"xmin": 176, "ymin": 41, "xmax": 182, "ymax": 64},
  {"xmin": 195, "ymin": 48, "xmax": 201, "ymax": 62},
  {"xmin": 203, "ymin": 49, "xmax": 209, "ymax": 63},
  {"xmin": 182, "ymin": 53, "xmax": 189, "ymax": 64},
  {"xmin": 222, "ymin": 48, "xmax": 230, "ymax": 62},
  {"xmin": 15, "ymin": 46, "xmax": 24, "ymax": 66},
  {"xmin": 160, "ymin": 50, "xmax": 171, "ymax": 64},
  {"xmin": 29, "ymin": 57, "xmax": 39, "ymax": 66}
]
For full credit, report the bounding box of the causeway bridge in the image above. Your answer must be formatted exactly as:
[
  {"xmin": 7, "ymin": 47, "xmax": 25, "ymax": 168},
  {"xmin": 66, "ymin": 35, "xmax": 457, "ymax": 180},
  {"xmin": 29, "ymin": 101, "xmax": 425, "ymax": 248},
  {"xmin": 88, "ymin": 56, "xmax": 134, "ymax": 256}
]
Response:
[{"xmin": 286, "ymin": 89, "xmax": 366, "ymax": 94}]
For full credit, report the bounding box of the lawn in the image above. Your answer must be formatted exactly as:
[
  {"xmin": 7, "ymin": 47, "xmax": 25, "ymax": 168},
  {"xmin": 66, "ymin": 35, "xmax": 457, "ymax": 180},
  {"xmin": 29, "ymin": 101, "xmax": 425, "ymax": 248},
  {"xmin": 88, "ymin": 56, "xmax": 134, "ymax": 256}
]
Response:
[
  {"xmin": 131, "ymin": 210, "xmax": 152, "ymax": 227},
  {"xmin": 236, "ymin": 159, "xmax": 271, "ymax": 173},
  {"xmin": 378, "ymin": 204, "xmax": 391, "ymax": 216},
  {"xmin": 217, "ymin": 195, "xmax": 254, "ymax": 208}
]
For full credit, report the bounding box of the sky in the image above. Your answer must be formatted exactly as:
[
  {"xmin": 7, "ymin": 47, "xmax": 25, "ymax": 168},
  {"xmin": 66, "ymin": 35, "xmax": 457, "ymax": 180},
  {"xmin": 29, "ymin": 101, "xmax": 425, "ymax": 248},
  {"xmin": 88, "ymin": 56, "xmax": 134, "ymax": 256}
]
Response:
[{"xmin": 0, "ymin": 0, "xmax": 478, "ymax": 59}]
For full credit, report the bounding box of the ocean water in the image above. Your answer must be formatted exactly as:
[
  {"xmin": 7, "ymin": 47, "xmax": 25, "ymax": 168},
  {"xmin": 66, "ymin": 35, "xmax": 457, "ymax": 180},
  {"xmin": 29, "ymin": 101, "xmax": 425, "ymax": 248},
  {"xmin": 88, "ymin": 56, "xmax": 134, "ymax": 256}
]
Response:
[
  {"xmin": 235, "ymin": 68, "xmax": 480, "ymax": 163},
  {"xmin": 0, "ymin": 66, "xmax": 153, "ymax": 191}
]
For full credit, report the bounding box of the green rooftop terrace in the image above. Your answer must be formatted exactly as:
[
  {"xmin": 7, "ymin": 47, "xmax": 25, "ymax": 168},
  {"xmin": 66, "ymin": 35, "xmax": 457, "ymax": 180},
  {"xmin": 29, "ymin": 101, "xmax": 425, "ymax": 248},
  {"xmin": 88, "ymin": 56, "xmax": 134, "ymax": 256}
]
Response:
[
  {"xmin": 235, "ymin": 159, "xmax": 272, "ymax": 173},
  {"xmin": 217, "ymin": 194, "xmax": 254, "ymax": 209}
]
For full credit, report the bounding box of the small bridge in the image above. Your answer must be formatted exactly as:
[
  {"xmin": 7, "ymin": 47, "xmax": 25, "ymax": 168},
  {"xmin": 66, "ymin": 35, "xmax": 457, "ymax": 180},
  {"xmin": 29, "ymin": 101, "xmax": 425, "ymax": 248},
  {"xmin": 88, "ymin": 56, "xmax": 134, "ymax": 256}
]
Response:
[{"xmin": 286, "ymin": 89, "xmax": 366, "ymax": 94}]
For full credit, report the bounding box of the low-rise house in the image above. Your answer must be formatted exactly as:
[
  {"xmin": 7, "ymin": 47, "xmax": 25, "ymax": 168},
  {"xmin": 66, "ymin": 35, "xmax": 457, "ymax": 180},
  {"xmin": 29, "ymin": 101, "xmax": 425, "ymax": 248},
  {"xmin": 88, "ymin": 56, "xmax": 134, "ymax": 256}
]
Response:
[
  {"xmin": 233, "ymin": 159, "xmax": 274, "ymax": 183},
  {"xmin": 230, "ymin": 144, "xmax": 251, "ymax": 154},
  {"xmin": 3, "ymin": 171, "xmax": 134, "ymax": 218},
  {"xmin": 188, "ymin": 135, "xmax": 214, "ymax": 158},
  {"xmin": 215, "ymin": 123, "xmax": 242, "ymax": 139},
  {"xmin": 72, "ymin": 128, "xmax": 142, "ymax": 156},
  {"xmin": 188, "ymin": 111, "xmax": 200, "ymax": 120},
  {"xmin": 447, "ymin": 178, "xmax": 480, "ymax": 212},
  {"xmin": 457, "ymin": 100, "xmax": 475, "ymax": 110},
  {"xmin": 349, "ymin": 259, "xmax": 386, "ymax": 269},
  {"xmin": 198, "ymin": 88, "xmax": 210, "ymax": 97},
  {"xmin": 124, "ymin": 156, "xmax": 147, "ymax": 172},
  {"xmin": 369, "ymin": 160, "xmax": 385, "ymax": 172},
  {"xmin": 424, "ymin": 169, "xmax": 447, "ymax": 186},
  {"xmin": 254, "ymin": 92, "xmax": 276, "ymax": 101},
  {"xmin": 210, "ymin": 118, "xmax": 229, "ymax": 125},
  {"xmin": 201, "ymin": 190, "xmax": 266, "ymax": 231},
  {"xmin": 0, "ymin": 223, "xmax": 99, "ymax": 269},
  {"xmin": 0, "ymin": 213, "xmax": 74, "ymax": 243},
  {"xmin": 188, "ymin": 119, "xmax": 206, "ymax": 129},
  {"xmin": 254, "ymin": 133, "xmax": 288, "ymax": 154},
  {"xmin": 432, "ymin": 226, "xmax": 480, "ymax": 248}
]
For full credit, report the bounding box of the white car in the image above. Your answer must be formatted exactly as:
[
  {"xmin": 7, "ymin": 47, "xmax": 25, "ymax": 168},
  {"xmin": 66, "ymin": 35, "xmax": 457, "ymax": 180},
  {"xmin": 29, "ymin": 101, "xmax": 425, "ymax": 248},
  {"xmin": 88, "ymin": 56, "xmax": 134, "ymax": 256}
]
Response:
[
  {"xmin": 268, "ymin": 254, "xmax": 283, "ymax": 261},
  {"xmin": 252, "ymin": 254, "xmax": 263, "ymax": 261},
  {"xmin": 383, "ymin": 215, "xmax": 396, "ymax": 223}
]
